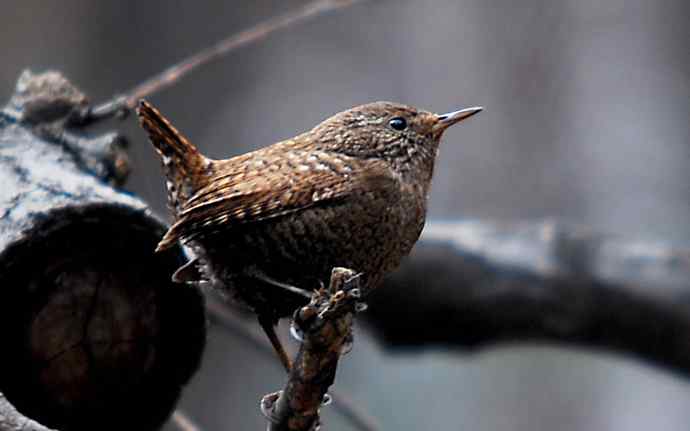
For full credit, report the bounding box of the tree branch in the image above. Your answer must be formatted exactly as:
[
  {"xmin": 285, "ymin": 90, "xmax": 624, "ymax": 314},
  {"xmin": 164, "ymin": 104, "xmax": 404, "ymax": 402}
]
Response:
[
  {"xmin": 260, "ymin": 268, "xmax": 361, "ymax": 431},
  {"xmin": 367, "ymin": 220, "xmax": 690, "ymax": 376},
  {"xmin": 0, "ymin": 71, "xmax": 205, "ymax": 431},
  {"xmin": 206, "ymin": 299, "xmax": 380, "ymax": 431},
  {"xmin": 81, "ymin": 0, "xmax": 365, "ymax": 123}
]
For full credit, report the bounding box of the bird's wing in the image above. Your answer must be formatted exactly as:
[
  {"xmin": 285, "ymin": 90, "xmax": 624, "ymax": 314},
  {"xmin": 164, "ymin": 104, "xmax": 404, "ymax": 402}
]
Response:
[{"xmin": 156, "ymin": 150, "xmax": 394, "ymax": 250}]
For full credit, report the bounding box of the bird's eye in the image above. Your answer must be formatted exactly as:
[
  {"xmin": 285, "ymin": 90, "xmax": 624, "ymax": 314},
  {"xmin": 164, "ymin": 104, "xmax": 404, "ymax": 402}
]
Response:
[{"xmin": 388, "ymin": 117, "xmax": 407, "ymax": 131}]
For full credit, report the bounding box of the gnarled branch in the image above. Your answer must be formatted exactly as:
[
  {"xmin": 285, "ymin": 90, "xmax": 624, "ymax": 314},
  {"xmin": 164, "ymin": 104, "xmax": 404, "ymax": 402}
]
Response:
[{"xmin": 261, "ymin": 268, "xmax": 362, "ymax": 431}]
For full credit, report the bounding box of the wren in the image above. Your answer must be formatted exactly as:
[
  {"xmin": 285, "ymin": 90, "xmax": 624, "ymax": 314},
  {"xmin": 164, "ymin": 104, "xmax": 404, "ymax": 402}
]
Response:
[{"xmin": 137, "ymin": 100, "xmax": 481, "ymax": 371}]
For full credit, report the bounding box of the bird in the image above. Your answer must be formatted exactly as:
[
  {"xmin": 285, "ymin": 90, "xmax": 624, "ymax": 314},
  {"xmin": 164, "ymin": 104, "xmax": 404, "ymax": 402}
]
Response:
[{"xmin": 136, "ymin": 99, "xmax": 481, "ymax": 371}]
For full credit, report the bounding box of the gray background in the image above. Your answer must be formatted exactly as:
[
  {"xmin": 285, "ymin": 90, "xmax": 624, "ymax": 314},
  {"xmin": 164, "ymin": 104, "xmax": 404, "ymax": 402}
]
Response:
[{"xmin": 2, "ymin": 0, "xmax": 689, "ymax": 429}]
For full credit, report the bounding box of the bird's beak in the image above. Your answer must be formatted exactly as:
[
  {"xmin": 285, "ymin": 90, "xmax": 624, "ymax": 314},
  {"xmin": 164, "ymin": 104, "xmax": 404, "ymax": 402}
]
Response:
[{"xmin": 433, "ymin": 106, "xmax": 483, "ymax": 133}]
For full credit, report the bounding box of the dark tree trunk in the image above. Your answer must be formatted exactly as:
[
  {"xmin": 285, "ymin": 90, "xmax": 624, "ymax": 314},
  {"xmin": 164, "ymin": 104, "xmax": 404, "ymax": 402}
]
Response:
[{"xmin": 369, "ymin": 221, "xmax": 690, "ymax": 377}]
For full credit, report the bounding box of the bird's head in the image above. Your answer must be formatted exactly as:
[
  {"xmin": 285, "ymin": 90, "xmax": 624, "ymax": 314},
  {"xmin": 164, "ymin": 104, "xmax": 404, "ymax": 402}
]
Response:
[{"xmin": 311, "ymin": 101, "xmax": 482, "ymax": 181}]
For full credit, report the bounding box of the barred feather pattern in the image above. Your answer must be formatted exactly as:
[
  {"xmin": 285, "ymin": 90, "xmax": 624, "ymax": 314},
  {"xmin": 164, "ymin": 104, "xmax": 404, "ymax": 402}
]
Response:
[
  {"xmin": 136, "ymin": 99, "xmax": 450, "ymax": 321},
  {"xmin": 162, "ymin": 150, "xmax": 395, "ymax": 249},
  {"xmin": 137, "ymin": 100, "xmax": 210, "ymax": 216}
]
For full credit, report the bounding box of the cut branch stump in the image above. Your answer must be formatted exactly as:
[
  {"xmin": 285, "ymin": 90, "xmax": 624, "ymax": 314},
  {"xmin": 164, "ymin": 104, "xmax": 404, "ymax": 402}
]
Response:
[{"xmin": 0, "ymin": 71, "xmax": 206, "ymax": 431}]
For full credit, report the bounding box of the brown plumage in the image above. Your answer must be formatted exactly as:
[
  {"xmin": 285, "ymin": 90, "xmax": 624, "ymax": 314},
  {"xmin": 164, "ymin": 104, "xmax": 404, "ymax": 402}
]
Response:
[{"xmin": 137, "ymin": 99, "xmax": 481, "ymax": 371}]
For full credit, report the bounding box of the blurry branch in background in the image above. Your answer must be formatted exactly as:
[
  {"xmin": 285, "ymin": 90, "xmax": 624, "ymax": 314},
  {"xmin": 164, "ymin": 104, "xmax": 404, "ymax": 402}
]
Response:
[
  {"xmin": 206, "ymin": 299, "xmax": 381, "ymax": 431},
  {"xmin": 77, "ymin": 0, "xmax": 365, "ymax": 124},
  {"xmin": 260, "ymin": 268, "xmax": 362, "ymax": 431},
  {"xmin": 367, "ymin": 220, "xmax": 690, "ymax": 377}
]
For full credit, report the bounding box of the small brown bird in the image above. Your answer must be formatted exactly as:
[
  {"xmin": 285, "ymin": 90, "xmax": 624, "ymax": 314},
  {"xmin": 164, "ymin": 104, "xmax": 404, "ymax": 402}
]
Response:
[{"xmin": 137, "ymin": 100, "xmax": 481, "ymax": 371}]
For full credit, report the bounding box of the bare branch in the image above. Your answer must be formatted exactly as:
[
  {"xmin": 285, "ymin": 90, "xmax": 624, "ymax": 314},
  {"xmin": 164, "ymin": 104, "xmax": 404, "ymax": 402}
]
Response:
[
  {"xmin": 260, "ymin": 268, "xmax": 361, "ymax": 431},
  {"xmin": 366, "ymin": 220, "xmax": 690, "ymax": 377},
  {"xmin": 206, "ymin": 298, "xmax": 380, "ymax": 431},
  {"xmin": 82, "ymin": 0, "xmax": 364, "ymax": 123}
]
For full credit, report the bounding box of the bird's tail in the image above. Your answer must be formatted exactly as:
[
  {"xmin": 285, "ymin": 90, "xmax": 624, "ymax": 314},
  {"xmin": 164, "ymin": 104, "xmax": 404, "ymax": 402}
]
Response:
[{"xmin": 137, "ymin": 100, "xmax": 209, "ymax": 218}]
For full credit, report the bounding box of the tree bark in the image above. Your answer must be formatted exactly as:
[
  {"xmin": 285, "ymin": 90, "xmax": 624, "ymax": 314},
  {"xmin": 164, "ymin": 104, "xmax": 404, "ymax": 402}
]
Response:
[
  {"xmin": 261, "ymin": 268, "xmax": 361, "ymax": 431},
  {"xmin": 0, "ymin": 71, "xmax": 206, "ymax": 431},
  {"xmin": 0, "ymin": 394, "xmax": 55, "ymax": 431}
]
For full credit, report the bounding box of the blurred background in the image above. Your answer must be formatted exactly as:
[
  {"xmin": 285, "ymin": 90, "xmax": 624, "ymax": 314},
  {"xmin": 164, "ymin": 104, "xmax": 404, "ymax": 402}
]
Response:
[{"xmin": 2, "ymin": 0, "xmax": 689, "ymax": 429}]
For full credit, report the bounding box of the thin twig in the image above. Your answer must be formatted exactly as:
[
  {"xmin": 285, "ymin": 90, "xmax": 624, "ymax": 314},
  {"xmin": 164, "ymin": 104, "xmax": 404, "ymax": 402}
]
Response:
[
  {"xmin": 83, "ymin": 0, "xmax": 364, "ymax": 122},
  {"xmin": 205, "ymin": 298, "xmax": 380, "ymax": 431},
  {"xmin": 170, "ymin": 410, "xmax": 203, "ymax": 431}
]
